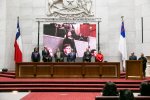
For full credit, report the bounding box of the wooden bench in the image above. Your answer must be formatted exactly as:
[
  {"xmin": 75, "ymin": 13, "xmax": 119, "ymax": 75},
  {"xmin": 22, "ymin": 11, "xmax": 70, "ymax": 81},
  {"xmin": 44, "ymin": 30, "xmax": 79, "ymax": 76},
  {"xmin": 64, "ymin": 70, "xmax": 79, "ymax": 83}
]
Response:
[{"xmin": 95, "ymin": 96, "xmax": 150, "ymax": 100}]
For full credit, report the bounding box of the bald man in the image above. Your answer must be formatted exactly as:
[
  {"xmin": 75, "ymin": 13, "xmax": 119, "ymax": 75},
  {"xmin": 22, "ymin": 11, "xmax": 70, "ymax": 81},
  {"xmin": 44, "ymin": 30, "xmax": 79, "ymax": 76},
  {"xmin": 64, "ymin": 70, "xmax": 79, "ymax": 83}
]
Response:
[{"xmin": 138, "ymin": 53, "xmax": 147, "ymax": 77}]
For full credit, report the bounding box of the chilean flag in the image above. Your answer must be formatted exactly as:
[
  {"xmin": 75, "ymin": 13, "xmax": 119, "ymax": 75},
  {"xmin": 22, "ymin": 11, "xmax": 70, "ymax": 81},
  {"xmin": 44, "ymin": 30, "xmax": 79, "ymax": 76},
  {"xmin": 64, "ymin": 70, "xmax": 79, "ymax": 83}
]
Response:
[{"xmin": 14, "ymin": 17, "xmax": 23, "ymax": 63}]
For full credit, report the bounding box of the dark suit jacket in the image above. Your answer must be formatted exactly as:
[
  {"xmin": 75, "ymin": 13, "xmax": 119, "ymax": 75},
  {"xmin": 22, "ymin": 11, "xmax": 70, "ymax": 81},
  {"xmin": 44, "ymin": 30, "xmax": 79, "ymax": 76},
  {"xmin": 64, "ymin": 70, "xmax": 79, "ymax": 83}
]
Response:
[
  {"xmin": 67, "ymin": 52, "xmax": 76, "ymax": 62},
  {"xmin": 31, "ymin": 52, "xmax": 40, "ymax": 62},
  {"xmin": 138, "ymin": 57, "xmax": 147, "ymax": 68},
  {"xmin": 83, "ymin": 51, "xmax": 91, "ymax": 62},
  {"xmin": 42, "ymin": 50, "xmax": 52, "ymax": 62},
  {"xmin": 129, "ymin": 55, "xmax": 137, "ymax": 60}
]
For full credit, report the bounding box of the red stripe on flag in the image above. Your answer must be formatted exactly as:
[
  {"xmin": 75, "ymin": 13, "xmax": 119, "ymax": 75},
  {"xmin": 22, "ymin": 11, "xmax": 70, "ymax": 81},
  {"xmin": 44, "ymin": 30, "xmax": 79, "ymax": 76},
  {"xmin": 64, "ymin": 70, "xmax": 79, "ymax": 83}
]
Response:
[{"xmin": 14, "ymin": 40, "xmax": 22, "ymax": 63}]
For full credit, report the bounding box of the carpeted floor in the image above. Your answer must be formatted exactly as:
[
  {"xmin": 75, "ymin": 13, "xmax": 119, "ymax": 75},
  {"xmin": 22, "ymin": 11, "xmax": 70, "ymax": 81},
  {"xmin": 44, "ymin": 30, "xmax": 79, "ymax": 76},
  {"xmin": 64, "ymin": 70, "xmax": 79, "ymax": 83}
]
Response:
[{"xmin": 21, "ymin": 92, "xmax": 100, "ymax": 100}]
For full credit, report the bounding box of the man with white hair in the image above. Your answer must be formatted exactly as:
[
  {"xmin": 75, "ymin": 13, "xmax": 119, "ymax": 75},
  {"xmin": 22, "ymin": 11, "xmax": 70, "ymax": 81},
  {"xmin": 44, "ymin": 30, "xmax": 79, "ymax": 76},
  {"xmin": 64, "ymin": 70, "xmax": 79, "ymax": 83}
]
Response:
[{"xmin": 138, "ymin": 53, "xmax": 147, "ymax": 77}]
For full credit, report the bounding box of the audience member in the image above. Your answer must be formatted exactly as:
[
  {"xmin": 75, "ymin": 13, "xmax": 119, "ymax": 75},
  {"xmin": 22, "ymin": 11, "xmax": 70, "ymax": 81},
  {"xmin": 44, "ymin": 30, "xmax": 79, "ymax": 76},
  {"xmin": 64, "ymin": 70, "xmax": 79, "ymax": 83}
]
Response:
[
  {"xmin": 140, "ymin": 81, "xmax": 150, "ymax": 96},
  {"xmin": 31, "ymin": 47, "xmax": 41, "ymax": 62},
  {"xmin": 129, "ymin": 52, "xmax": 137, "ymax": 60},
  {"xmin": 119, "ymin": 89, "xmax": 135, "ymax": 100},
  {"xmin": 102, "ymin": 81, "xmax": 118, "ymax": 96},
  {"xmin": 138, "ymin": 53, "xmax": 147, "ymax": 77}
]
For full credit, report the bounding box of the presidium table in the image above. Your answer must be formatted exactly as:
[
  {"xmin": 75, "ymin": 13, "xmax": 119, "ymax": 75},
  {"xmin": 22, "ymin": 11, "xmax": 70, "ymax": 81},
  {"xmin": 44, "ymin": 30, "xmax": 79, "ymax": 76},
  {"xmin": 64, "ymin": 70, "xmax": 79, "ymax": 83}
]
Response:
[
  {"xmin": 15, "ymin": 61, "xmax": 143, "ymax": 79},
  {"xmin": 15, "ymin": 62, "xmax": 120, "ymax": 78}
]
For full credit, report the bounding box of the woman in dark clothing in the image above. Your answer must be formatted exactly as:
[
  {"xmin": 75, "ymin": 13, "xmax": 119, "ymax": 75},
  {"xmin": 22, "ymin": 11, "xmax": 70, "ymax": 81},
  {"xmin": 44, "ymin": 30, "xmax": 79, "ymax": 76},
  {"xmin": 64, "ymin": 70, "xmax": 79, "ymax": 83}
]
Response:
[
  {"xmin": 42, "ymin": 47, "xmax": 52, "ymax": 62},
  {"xmin": 31, "ymin": 47, "xmax": 41, "ymax": 62}
]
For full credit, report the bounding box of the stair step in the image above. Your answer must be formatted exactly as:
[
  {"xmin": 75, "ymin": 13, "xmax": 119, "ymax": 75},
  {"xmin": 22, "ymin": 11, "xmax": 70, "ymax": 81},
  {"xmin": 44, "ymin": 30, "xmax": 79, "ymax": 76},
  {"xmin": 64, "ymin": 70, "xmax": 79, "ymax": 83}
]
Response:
[
  {"xmin": 0, "ymin": 72, "xmax": 15, "ymax": 75},
  {"xmin": 0, "ymin": 80, "xmax": 142, "ymax": 84},
  {"xmin": 0, "ymin": 74, "xmax": 15, "ymax": 78},
  {"xmin": 0, "ymin": 87, "xmax": 139, "ymax": 92},
  {"xmin": 0, "ymin": 84, "xmax": 140, "ymax": 88}
]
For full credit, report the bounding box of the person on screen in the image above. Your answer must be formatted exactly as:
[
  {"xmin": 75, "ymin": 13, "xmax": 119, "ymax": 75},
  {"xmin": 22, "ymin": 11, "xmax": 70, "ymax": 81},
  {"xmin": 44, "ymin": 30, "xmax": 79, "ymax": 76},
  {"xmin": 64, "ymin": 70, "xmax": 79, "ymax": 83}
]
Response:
[
  {"xmin": 63, "ymin": 44, "xmax": 72, "ymax": 57},
  {"xmin": 138, "ymin": 53, "xmax": 147, "ymax": 77},
  {"xmin": 67, "ymin": 49, "xmax": 76, "ymax": 62},
  {"xmin": 31, "ymin": 47, "xmax": 41, "ymax": 62},
  {"xmin": 95, "ymin": 51, "xmax": 104, "ymax": 62},
  {"xmin": 42, "ymin": 47, "xmax": 52, "ymax": 62},
  {"xmin": 129, "ymin": 52, "xmax": 137, "ymax": 60},
  {"xmin": 83, "ymin": 48, "xmax": 92, "ymax": 62},
  {"xmin": 63, "ymin": 31, "xmax": 76, "ymax": 57},
  {"xmin": 54, "ymin": 48, "xmax": 64, "ymax": 62},
  {"xmin": 56, "ymin": 24, "xmax": 66, "ymax": 38}
]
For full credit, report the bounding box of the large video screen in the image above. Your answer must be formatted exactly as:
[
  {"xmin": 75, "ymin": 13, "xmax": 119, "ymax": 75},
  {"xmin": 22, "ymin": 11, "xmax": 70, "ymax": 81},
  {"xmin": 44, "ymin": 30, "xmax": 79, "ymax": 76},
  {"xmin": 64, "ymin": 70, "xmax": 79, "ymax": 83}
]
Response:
[{"xmin": 43, "ymin": 23, "xmax": 96, "ymax": 57}]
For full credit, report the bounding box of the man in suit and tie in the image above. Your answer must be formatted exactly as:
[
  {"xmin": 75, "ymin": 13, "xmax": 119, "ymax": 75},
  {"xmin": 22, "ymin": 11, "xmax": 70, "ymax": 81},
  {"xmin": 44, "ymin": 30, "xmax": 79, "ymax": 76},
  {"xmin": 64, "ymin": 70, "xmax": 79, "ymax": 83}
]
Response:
[
  {"xmin": 83, "ymin": 48, "xmax": 92, "ymax": 62},
  {"xmin": 129, "ymin": 52, "xmax": 137, "ymax": 60},
  {"xmin": 67, "ymin": 49, "xmax": 76, "ymax": 62}
]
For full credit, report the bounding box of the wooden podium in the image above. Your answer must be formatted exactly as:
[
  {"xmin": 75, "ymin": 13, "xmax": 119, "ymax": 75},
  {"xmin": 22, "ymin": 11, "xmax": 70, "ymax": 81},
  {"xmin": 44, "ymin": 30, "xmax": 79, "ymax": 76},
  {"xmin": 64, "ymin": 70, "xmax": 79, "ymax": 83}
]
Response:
[
  {"xmin": 126, "ymin": 60, "xmax": 143, "ymax": 79},
  {"xmin": 146, "ymin": 56, "xmax": 150, "ymax": 77}
]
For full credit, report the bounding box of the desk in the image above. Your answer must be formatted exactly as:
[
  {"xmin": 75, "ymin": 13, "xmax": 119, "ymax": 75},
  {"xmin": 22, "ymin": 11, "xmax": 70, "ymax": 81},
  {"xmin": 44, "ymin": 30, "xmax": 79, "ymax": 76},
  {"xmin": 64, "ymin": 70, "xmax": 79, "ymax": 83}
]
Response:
[{"xmin": 16, "ymin": 62, "xmax": 120, "ymax": 78}]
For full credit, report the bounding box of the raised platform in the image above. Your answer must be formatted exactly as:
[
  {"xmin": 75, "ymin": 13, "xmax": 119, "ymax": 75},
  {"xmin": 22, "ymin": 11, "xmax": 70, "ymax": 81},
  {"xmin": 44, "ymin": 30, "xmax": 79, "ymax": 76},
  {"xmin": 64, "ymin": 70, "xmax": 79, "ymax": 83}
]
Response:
[{"xmin": 0, "ymin": 74, "xmax": 150, "ymax": 92}]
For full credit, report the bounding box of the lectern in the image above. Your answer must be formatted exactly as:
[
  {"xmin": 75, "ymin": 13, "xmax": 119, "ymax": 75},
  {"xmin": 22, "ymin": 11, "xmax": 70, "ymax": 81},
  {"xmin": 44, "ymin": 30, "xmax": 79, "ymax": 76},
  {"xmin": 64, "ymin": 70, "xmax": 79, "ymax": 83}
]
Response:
[{"xmin": 126, "ymin": 60, "xmax": 143, "ymax": 79}]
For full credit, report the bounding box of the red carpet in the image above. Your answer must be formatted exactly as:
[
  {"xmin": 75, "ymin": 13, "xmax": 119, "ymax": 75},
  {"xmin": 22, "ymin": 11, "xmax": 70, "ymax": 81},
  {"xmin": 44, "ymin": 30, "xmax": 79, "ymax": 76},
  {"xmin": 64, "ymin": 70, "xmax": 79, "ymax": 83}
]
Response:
[{"xmin": 21, "ymin": 92, "xmax": 100, "ymax": 100}]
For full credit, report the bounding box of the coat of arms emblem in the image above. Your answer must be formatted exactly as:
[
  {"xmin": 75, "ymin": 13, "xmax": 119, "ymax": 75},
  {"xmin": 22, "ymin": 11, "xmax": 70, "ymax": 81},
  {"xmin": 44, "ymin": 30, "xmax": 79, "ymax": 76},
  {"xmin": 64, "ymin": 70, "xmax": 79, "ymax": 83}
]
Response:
[{"xmin": 46, "ymin": 0, "xmax": 94, "ymax": 17}]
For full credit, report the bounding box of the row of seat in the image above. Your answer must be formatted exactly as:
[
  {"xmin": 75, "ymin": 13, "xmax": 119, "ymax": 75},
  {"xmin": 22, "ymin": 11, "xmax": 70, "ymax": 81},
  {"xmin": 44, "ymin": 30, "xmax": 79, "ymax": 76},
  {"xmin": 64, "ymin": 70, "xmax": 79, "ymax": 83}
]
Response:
[
  {"xmin": 95, "ymin": 96, "xmax": 150, "ymax": 100},
  {"xmin": 96, "ymin": 81, "xmax": 150, "ymax": 100}
]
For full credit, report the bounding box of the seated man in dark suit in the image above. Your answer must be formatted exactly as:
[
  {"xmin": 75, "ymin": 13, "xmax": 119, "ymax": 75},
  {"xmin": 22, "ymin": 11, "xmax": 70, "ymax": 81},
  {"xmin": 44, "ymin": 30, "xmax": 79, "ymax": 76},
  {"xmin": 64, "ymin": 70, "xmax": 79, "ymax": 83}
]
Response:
[
  {"xmin": 31, "ymin": 47, "xmax": 41, "ymax": 62},
  {"xmin": 83, "ymin": 48, "xmax": 92, "ymax": 62},
  {"xmin": 129, "ymin": 52, "xmax": 137, "ymax": 60},
  {"xmin": 67, "ymin": 49, "xmax": 76, "ymax": 62},
  {"xmin": 54, "ymin": 48, "xmax": 64, "ymax": 62},
  {"xmin": 42, "ymin": 47, "xmax": 52, "ymax": 62}
]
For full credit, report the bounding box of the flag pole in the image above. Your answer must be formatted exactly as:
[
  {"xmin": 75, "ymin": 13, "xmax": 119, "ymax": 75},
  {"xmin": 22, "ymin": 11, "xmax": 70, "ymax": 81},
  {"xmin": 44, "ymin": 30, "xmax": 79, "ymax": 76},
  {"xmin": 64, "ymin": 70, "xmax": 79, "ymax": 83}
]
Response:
[
  {"xmin": 141, "ymin": 17, "xmax": 143, "ymax": 43},
  {"xmin": 97, "ymin": 18, "xmax": 101, "ymax": 52},
  {"xmin": 121, "ymin": 16, "xmax": 124, "ymax": 21},
  {"xmin": 17, "ymin": 16, "xmax": 19, "ymax": 21},
  {"xmin": 37, "ymin": 21, "xmax": 40, "ymax": 51}
]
